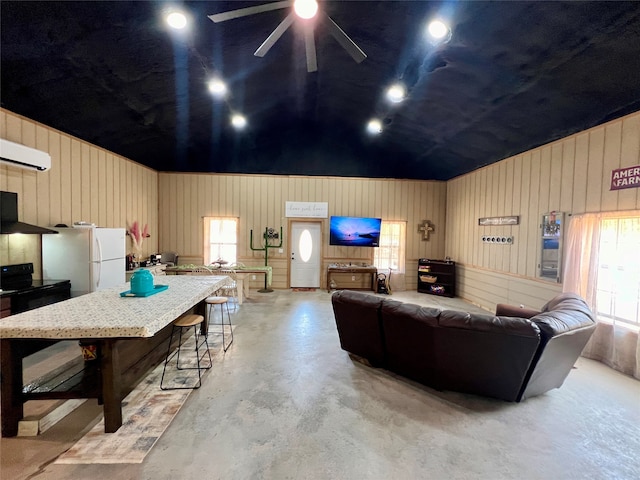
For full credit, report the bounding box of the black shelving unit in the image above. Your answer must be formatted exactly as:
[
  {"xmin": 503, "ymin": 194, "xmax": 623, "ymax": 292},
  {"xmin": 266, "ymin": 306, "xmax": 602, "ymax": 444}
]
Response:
[{"xmin": 417, "ymin": 259, "xmax": 456, "ymax": 297}]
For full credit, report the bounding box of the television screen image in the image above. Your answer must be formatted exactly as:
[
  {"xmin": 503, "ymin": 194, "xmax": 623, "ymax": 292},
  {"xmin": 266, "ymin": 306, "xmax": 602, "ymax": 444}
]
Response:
[{"xmin": 329, "ymin": 216, "xmax": 381, "ymax": 247}]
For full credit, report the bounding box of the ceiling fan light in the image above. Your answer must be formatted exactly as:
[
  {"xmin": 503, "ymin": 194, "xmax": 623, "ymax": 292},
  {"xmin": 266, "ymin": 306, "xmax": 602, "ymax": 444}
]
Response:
[
  {"xmin": 166, "ymin": 11, "xmax": 188, "ymax": 30},
  {"xmin": 207, "ymin": 78, "xmax": 227, "ymax": 97},
  {"xmin": 386, "ymin": 83, "xmax": 406, "ymax": 104},
  {"xmin": 231, "ymin": 114, "xmax": 247, "ymax": 129},
  {"xmin": 294, "ymin": 0, "xmax": 318, "ymax": 19},
  {"xmin": 367, "ymin": 119, "xmax": 383, "ymax": 135}
]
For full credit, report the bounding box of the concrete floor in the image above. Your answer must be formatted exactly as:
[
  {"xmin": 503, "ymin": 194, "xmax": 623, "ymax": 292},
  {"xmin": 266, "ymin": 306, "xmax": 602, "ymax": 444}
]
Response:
[{"xmin": 2, "ymin": 289, "xmax": 639, "ymax": 480}]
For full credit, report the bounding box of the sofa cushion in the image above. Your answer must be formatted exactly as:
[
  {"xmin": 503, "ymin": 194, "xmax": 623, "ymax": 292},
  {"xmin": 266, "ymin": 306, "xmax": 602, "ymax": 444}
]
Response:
[
  {"xmin": 436, "ymin": 310, "xmax": 541, "ymax": 401},
  {"xmin": 381, "ymin": 299, "xmax": 440, "ymax": 386},
  {"xmin": 495, "ymin": 303, "xmax": 541, "ymax": 319},
  {"xmin": 439, "ymin": 310, "xmax": 541, "ymax": 338}
]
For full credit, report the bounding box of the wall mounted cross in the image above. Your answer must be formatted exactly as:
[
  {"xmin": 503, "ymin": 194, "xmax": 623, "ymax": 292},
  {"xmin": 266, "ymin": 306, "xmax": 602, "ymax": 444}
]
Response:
[{"xmin": 419, "ymin": 220, "xmax": 434, "ymax": 240}]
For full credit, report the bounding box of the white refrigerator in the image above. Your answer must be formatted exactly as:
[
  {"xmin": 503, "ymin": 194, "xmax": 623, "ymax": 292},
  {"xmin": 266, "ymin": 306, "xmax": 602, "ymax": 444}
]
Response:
[{"xmin": 42, "ymin": 227, "xmax": 126, "ymax": 297}]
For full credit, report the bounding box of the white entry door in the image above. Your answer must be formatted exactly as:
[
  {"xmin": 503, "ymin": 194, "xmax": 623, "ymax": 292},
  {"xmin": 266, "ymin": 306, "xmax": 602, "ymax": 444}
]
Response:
[{"xmin": 290, "ymin": 222, "xmax": 321, "ymax": 288}]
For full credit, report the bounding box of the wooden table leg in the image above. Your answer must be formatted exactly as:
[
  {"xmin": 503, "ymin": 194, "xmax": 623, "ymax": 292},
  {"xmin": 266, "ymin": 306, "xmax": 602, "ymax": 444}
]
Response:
[
  {"xmin": 243, "ymin": 276, "xmax": 250, "ymax": 301},
  {"xmin": 1, "ymin": 339, "xmax": 23, "ymax": 437},
  {"xmin": 100, "ymin": 339, "xmax": 123, "ymax": 433},
  {"xmin": 236, "ymin": 276, "xmax": 245, "ymax": 305}
]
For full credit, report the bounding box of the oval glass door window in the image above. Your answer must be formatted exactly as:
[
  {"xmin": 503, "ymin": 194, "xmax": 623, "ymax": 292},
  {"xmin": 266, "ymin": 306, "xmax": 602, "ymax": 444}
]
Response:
[{"xmin": 299, "ymin": 229, "xmax": 313, "ymax": 262}]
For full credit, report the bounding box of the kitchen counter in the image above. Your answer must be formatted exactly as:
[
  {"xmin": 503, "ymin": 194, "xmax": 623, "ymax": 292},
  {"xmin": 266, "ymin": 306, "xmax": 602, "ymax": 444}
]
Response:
[
  {"xmin": 1, "ymin": 275, "xmax": 231, "ymax": 437},
  {"xmin": 0, "ymin": 275, "xmax": 228, "ymax": 339},
  {"xmin": 125, "ymin": 263, "xmax": 167, "ymax": 281},
  {"xmin": 165, "ymin": 265, "xmax": 272, "ymax": 304}
]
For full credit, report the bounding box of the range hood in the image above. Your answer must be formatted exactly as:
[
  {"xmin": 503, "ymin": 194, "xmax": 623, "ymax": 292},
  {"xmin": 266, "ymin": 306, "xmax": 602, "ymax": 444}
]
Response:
[{"xmin": 0, "ymin": 191, "xmax": 58, "ymax": 234}]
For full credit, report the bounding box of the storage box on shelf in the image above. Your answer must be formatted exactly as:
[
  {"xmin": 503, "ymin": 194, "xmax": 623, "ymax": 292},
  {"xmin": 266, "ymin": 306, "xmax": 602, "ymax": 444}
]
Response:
[{"xmin": 417, "ymin": 259, "xmax": 455, "ymax": 297}]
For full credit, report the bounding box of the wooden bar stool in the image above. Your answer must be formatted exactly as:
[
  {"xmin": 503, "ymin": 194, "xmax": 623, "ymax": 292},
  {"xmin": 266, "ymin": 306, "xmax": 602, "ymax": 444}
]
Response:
[
  {"xmin": 205, "ymin": 296, "xmax": 233, "ymax": 352},
  {"xmin": 160, "ymin": 314, "xmax": 212, "ymax": 390}
]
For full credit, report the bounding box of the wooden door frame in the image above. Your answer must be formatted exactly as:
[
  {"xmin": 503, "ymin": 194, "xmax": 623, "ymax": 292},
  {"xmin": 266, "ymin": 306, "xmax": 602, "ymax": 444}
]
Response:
[{"xmin": 287, "ymin": 219, "xmax": 324, "ymax": 288}]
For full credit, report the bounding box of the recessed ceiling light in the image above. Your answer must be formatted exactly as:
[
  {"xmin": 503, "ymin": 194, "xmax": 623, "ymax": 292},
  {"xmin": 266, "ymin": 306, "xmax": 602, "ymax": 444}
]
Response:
[
  {"xmin": 386, "ymin": 83, "xmax": 406, "ymax": 104},
  {"xmin": 367, "ymin": 119, "xmax": 383, "ymax": 135},
  {"xmin": 294, "ymin": 0, "xmax": 318, "ymax": 19},
  {"xmin": 207, "ymin": 78, "xmax": 227, "ymax": 97},
  {"xmin": 231, "ymin": 114, "xmax": 247, "ymax": 129},
  {"xmin": 427, "ymin": 19, "xmax": 451, "ymax": 43},
  {"xmin": 166, "ymin": 11, "xmax": 187, "ymax": 30}
]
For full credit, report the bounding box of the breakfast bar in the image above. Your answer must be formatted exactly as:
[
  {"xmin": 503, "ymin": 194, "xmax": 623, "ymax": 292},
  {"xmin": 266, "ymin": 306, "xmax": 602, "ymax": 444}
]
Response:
[{"xmin": 0, "ymin": 275, "xmax": 230, "ymax": 437}]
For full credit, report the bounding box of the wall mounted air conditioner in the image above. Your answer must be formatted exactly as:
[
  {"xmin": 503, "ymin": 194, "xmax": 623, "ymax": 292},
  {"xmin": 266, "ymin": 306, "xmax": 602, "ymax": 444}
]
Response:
[{"xmin": 0, "ymin": 138, "xmax": 51, "ymax": 171}]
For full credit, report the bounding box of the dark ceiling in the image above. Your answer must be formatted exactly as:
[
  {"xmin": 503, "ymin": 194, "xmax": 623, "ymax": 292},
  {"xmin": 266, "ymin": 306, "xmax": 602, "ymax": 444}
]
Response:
[{"xmin": 2, "ymin": 1, "xmax": 640, "ymax": 180}]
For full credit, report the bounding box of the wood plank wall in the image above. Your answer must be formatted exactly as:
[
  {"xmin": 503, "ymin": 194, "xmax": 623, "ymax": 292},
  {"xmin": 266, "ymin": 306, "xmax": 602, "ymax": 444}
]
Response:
[
  {"xmin": 446, "ymin": 111, "xmax": 640, "ymax": 310},
  {"xmin": 0, "ymin": 109, "xmax": 159, "ymax": 279},
  {"xmin": 4, "ymin": 106, "xmax": 638, "ymax": 299},
  {"xmin": 158, "ymin": 173, "xmax": 447, "ymax": 290}
]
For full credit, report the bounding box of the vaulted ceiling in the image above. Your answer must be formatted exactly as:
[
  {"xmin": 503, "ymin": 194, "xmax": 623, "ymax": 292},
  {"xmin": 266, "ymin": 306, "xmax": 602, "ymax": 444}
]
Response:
[{"xmin": 2, "ymin": 1, "xmax": 640, "ymax": 180}]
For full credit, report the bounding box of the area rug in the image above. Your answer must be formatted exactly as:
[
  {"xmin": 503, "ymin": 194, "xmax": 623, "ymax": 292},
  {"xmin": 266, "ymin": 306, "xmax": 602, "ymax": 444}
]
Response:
[{"xmin": 54, "ymin": 328, "xmax": 233, "ymax": 464}]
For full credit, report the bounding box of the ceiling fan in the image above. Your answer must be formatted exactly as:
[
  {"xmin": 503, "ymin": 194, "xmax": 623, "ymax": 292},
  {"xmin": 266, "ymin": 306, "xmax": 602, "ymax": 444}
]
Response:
[{"xmin": 208, "ymin": 0, "xmax": 367, "ymax": 72}]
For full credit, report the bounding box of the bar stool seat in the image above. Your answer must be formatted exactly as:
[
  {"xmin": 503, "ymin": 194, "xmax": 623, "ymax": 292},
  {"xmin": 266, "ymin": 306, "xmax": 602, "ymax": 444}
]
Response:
[
  {"xmin": 160, "ymin": 314, "xmax": 212, "ymax": 390},
  {"xmin": 205, "ymin": 296, "xmax": 233, "ymax": 352}
]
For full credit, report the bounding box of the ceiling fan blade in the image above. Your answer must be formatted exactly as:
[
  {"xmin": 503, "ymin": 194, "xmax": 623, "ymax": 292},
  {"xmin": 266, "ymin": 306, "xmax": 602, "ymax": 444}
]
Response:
[
  {"xmin": 208, "ymin": 1, "xmax": 293, "ymax": 23},
  {"xmin": 304, "ymin": 23, "xmax": 318, "ymax": 72},
  {"xmin": 325, "ymin": 16, "xmax": 367, "ymax": 64},
  {"xmin": 254, "ymin": 13, "xmax": 295, "ymax": 57}
]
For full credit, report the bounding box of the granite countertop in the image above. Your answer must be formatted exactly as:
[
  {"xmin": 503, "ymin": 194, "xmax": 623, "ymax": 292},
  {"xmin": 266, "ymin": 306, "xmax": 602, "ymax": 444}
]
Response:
[{"xmin": 0, "ymin": 275, "xmax": 230, "ymax": 340}]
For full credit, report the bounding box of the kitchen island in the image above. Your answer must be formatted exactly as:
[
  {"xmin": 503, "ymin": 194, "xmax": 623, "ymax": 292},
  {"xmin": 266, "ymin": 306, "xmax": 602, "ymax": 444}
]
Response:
[{"xmin": 0, "ymin": 275, "xmax": 230, "ymax": 437}]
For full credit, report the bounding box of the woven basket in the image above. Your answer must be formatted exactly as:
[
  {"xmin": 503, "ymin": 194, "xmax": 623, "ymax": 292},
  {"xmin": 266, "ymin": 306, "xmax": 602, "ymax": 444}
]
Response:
[{"xmin": 420, "ymin": 275, "xmax": 437, "ymax": 283}]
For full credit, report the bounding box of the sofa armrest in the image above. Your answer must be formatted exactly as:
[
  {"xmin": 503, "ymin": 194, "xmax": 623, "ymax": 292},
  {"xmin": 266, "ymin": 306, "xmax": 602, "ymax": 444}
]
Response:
[
  {"xmin": 331, "ymin": 290, "xmax": 386, "ymax": 366},
  {"xmin": 496, "ymin": 303, "xmax": 541, "ymax": 319}
]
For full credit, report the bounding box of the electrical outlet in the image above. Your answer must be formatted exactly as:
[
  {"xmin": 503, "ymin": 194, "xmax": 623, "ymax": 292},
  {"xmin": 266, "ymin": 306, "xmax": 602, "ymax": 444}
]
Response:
[
  {"xmin": 252, "ymin": 275, "xmax": 256, "ymax": 280},
  {"xmin": 278, "ymin": 248, "xmax": 283, "ymax": 253},
  {"xmin": 352, "ymin": 275, "xmax": 356, "ymax": 281}
]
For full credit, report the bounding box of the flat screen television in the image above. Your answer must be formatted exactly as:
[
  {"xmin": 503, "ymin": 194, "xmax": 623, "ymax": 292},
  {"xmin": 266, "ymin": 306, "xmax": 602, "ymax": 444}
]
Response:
[{"xmin": 329, "ymin": 216, "xmax": 381, "ymax": 247}]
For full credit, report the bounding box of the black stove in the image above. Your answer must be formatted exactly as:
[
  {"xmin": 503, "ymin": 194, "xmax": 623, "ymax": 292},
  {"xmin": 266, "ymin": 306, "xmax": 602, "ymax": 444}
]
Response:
[
  {"xmin": 1, "ymin": 262, "xmax": 36, "ymax": 292},
  {"xmin": 0, "ymin": 263, "xmax": 71, "ymax": 315}
]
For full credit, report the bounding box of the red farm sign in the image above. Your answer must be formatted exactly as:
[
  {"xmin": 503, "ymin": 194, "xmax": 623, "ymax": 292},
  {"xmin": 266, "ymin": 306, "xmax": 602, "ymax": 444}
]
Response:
[{"xmin": 610, "ymin": 165, "xmax": 640, "ymax": 191}]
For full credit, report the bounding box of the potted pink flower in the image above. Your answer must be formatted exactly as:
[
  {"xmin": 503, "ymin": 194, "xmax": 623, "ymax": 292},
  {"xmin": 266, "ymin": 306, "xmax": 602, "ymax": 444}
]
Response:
[{"xmin": 127, "ymin": 221, "xmax": 149, "ymax": 264}]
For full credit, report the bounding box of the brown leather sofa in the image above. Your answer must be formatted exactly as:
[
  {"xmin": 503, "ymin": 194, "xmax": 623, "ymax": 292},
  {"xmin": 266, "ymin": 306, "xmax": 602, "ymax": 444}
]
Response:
[{"xmin": 331, "ymin": 291, "xmax": 596, "ymax": 402}]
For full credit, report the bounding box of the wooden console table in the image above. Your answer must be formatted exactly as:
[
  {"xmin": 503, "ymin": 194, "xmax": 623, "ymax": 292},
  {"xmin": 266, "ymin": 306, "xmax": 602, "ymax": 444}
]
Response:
[
  {"xmin": 0, "ymin": 275, "xmax": 229, "ymax": 437},
  {"xmin": 327, "ymin": 264, "xmax": 377, "ymax": 293}
]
